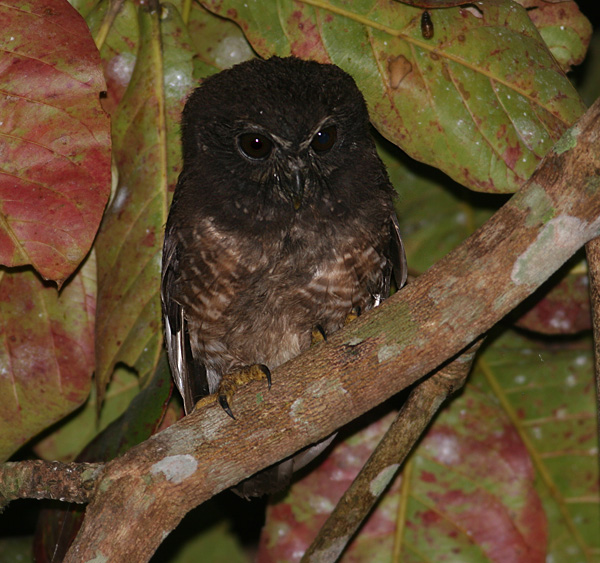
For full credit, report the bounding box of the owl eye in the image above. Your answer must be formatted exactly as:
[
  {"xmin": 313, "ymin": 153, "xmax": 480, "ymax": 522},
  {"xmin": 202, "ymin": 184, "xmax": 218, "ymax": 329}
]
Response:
[
  {"xmin": 310, "ymin": 125, "xmax": 337, "ymax": 153},
  {"xmin": 238, "ymin": 132, "xmax": 273, "ymax": 159}
]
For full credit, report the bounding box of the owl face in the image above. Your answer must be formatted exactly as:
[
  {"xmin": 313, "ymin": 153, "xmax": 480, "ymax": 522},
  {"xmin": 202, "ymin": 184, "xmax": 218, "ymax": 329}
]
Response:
[
  {"xmin": 234, "ymin": 117, "xmax": 340, "ymax": 209},
  {"xmin": 179, "ymin": 57, "xmax": 378, "ymax": 218}
]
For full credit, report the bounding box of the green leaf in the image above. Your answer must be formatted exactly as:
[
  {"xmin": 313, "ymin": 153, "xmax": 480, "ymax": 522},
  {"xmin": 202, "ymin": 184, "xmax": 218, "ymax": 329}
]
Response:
[
  {"xmin": 31, "ymin": 366, "xmax": 140, "ymax": 461},
  {"xmin": 79, "ymin": 353, "xmax": 172, "ymax": 462},
  {"xmin": 202, "ymin": 0, "xmax": 586, "ymax": 193},
  {"xmin": 0, "ymin": 536, "xmax": 33, "ymax": 561},
  {"xmin": 379, "ymin": 136, "xmax": 503, "ymax": 272},
  {"xmin": 522, "ymin": 0, "xmax": 592, "ymax": 72},
  {"xmin": 67, "ymin": 0, "xmax": 98, "ymax": 18},
  {"xmin": 86, "ymin": 0, "xmax": 140, "ymax": 116},
  {"xmin": 187, "ymin": 2, "xmax": 254, "ymax": 77},
  {"xmin": 159, "ymin": 522, "xmax": 249, "ymax": 563},
  {"xmin": 577, "ymin": 30, "xmax": 600, "ymax": 107},
  {"xmin": 94, "ymin": 3, "xmax": 195, "ymax": 403}
]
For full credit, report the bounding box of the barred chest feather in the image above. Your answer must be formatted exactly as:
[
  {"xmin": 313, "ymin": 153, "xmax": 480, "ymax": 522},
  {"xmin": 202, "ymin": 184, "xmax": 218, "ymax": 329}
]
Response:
[{"xmin": 174, "ymin": 213, "xmax": 390, "ymax": 393}]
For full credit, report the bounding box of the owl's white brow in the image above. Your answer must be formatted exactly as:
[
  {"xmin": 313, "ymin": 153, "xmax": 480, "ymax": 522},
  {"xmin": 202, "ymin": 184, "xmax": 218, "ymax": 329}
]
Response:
[
  {"xmin": 239, "ymin": 117, "xmax": 334, "ymax": 150},
  {"xmin": 300, "ymin": 117, "xmax": 335, "ymax": 150}
]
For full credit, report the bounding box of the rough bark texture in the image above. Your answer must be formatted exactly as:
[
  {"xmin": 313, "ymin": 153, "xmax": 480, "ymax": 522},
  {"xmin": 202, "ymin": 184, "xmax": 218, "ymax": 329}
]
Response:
[
  {"xmin": 0, "ymin": 461, "xmax": 102, "ymax": 508},
  {"xmin": 585, "ymin": 237, "xmax": 600, "ymax": 490}
]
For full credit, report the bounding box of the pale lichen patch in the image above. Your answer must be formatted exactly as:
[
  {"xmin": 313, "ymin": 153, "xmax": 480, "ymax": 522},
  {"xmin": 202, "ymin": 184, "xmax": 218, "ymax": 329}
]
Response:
[
  {"xmin": 378, "ymin": 344, "xmax": 401, "ymax": 363},
  {"xmin": 369, "ymin": 464, "xmax": 400, "ymax": 496},
  {"xmin": 512, "ymin": 215, "xmax": 600, "ymax": 286},
  {"xmin": 553, "ymin": 123, "xmax": 581, "ymax": 155},
  {"xmin": 521, "ymin": 183, "xmax": 555, "ymax": 226},
  {"xmin": 150, "ymin": 454, "xmax": 198, "ymax": 484},
  {"xmin": 308, "ymin": 536, "xmax": 351, "ymax": 562},
  {"xmin": 86, "ymin": 553, "xmax": 108, "ymax": 563}
]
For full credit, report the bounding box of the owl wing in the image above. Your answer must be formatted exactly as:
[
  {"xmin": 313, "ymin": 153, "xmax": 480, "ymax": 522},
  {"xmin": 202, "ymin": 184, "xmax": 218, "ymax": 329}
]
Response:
[
  {"xmin": 161, "ymin": 232, "xmax": 210, "ymax": 414},
  {"xmin": 390, "ymin": 212, "xmax": 408, "ymax": 290}
]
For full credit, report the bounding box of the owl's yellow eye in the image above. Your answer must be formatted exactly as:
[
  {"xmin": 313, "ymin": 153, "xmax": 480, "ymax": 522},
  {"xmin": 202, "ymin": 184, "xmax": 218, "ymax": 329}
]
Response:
[
  {"xmin": 311, "ymin": 125, "xmax": 337, "ymax": 153},
  {"xmin": 238, "ymin": 133, "xmax": 273, "ymax": 159}
]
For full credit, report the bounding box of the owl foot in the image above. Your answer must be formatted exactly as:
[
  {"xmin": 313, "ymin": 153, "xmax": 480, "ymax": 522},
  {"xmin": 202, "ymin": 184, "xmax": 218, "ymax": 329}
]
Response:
[
  {"xmin": 218, "ymin": 364, "xmax": 271, "ymax": 419},
  {"xmin": 345, "ymin": 306, "xmax": 361, "ymax": 325},
  {"xmin": 311, "ymin": 325, "xmax": 327, "ymax": 345}
]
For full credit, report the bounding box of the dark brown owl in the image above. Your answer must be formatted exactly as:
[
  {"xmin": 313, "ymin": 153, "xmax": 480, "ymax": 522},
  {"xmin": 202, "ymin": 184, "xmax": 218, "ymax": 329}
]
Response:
[{"xmin": 161, "ymin": 56, "xmax": 406, "ymax": 496}]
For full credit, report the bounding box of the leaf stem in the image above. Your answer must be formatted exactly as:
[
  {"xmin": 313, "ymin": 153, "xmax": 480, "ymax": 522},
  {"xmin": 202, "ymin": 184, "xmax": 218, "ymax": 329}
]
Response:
[{"xmin": 94, "ymin": 0, "xmax": 125, "ymax": 51}]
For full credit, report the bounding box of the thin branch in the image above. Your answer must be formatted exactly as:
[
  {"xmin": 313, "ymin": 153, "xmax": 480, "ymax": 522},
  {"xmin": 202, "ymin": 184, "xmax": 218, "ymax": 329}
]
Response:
[
  {"xmin": 584, "ymin": 237, "xmax": 600, "ymax": 502},
  {"xmin": 301, "ymin": 339, "xmax": 483, "ymax": 563}
]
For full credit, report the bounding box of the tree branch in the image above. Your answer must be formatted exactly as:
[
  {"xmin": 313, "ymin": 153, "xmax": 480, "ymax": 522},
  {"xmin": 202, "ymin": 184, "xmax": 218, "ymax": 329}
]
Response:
[{"xmin": 584, "ymin": 237, "xmax": 600, "ymax": 489}]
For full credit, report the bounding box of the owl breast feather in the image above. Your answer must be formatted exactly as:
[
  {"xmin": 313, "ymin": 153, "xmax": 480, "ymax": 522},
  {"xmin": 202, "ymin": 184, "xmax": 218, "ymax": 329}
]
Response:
[{"xmin": 174, "ymin": 211, "xmax": 390, "ymax": 391}]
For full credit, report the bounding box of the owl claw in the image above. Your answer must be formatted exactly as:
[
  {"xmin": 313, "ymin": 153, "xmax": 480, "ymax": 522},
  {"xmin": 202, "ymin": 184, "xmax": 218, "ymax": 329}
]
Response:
[
  {"xmin": 219, "ymin": 395, "xmax": 236, "ymax": 419},
  {"xmin": 311, "ymin": 325, "xmax": 327, "ymax": 345},
  {"xmin": 260, "ymin": 364, "xmax": 272, "ymax": 390},
  {"xmin": 217, "ymin": 364, "xmax": 271, "ymax": 418}
]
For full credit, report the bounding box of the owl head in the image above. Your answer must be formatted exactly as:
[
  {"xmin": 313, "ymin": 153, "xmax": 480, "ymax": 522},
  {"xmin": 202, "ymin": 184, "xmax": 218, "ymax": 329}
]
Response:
[{"xmin": 178, "ymin": 57, "xmax": 391, "ymax": 224}]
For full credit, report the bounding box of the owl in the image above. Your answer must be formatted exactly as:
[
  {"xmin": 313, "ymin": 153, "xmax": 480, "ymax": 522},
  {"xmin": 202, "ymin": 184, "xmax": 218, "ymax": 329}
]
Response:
[{"xmin": 161, "ymin": 56, "xmax": 407, "ymax": 496}]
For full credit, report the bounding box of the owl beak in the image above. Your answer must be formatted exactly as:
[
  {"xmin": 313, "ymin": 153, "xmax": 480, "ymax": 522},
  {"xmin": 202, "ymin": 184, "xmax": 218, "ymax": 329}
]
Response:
[{"xmin": 289, "ymin": 168, "xmax": 304, "ymax": 211}]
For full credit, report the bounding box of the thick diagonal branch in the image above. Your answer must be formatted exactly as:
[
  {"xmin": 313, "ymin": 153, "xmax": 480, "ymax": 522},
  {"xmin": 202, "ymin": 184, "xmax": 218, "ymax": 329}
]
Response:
[{"xmin": 52, "ymin": 97, "xmax": 600, "ymax": 561}]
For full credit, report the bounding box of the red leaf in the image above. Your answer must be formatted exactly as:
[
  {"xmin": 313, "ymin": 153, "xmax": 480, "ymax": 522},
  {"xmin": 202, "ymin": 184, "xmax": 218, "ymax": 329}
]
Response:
[
  {"xmin": 0, "ymin": 255, "xmax": 95, "ymax": 461},
  {"xmin": 259, "ymin": 385, "xmax": 547, "ymax": 562},
  {"xmin": 0, "ymin": 0, "xmax": 111, "ymax": 284}
]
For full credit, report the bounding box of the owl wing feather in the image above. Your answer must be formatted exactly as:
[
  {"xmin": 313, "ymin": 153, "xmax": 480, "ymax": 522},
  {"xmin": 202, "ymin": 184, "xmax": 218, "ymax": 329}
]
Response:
[
  {"xmin": 161, "ymin": 231, "xmax": 210, "ymax": 414},
  {"xmin": 390, "ymin": 212, "xmax": 408, "ymax": 290}
]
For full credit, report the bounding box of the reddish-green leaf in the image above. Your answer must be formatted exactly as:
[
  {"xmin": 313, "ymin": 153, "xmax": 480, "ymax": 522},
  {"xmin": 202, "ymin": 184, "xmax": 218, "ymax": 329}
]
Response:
[
  {"xmin": 0, "ymin": 253, "xmax": 95, "ymax": 461},
  {"xmin": 202, "ymin": 0, "xmax": 587, "ymax": 193},
  {"xmin": 94, "ymin": 3, "xmax": 195, "ymax": 403},
  {"xmin": 474, "ymin": 331, "xmax": 599, "ymax": 561},
  {"xmin": 403, "ymin": 391, "xmax": 546, "ymax": 562},
  {"xmin": 259, "ymin": 382, "xmax": 546, "ymax": 562},
  {"xmin": 521, "ymin": 0, "xmax": 592, "ymax": 71},
  {"xmin": 0, "ymin": 0, "xmax": 111, "ymax": 284}
]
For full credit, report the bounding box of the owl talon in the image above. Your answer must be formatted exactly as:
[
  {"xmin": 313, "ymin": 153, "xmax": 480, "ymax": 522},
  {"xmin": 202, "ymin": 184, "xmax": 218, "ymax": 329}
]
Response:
[
  {"xmin": 311, "ymin": 325, "xmax": 327, "ymax": 345},
  {"xmin": 261, "ymin": 364, "xmax": 272, "ymax": 390},
  {"xmin": 217, "ymin": 363, "xmax": 271, "ymax": 418},
  {"xmin": 219, "ymin": 395, "xmax": 236, "ymax": 419}
]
